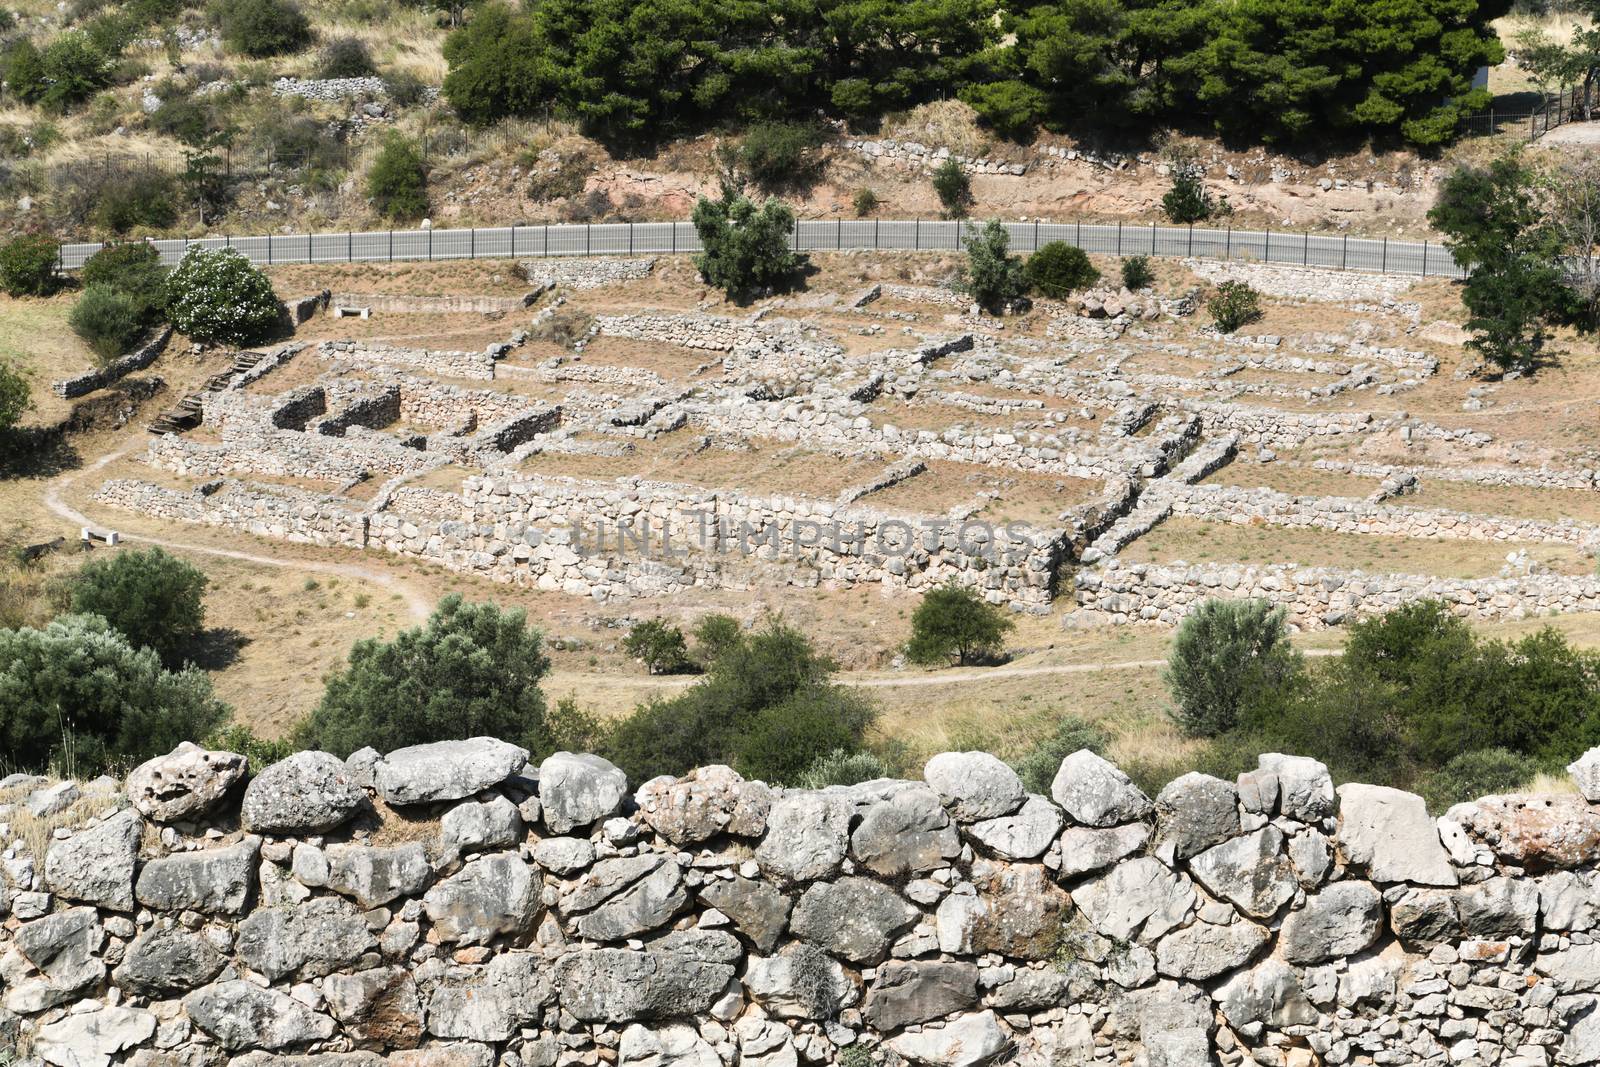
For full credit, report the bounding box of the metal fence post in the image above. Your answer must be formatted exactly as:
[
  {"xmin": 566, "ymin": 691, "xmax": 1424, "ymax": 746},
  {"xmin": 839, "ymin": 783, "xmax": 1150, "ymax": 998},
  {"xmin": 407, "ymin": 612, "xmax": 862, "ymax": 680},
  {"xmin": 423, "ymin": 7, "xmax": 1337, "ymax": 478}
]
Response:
[
  {"xmin": 586, "ymin": 224, "xmax": 591, "ymax": 256},
  {"xmin": 874, "ymin": 218, "xmax": 879, "ymax": 248},
  {"xmin": 629, "ymin": 223, "xmax": 634, "ymax": 256},
  {"xmin": 1225, "ymin": 226, "xmax": 1231, "ymax": 260},
  {"xmin": 836, "ymin": 218, "xmax": 842, "ymax": 250},
  {"xmin": 348, "ymin": 231, "xmax": 353, "ymax": 263},
  {"xmin": 915, "ymin": 219, "xmax": 920, "ymax": 251},
  {"xmin": 671, "ymin": 223, "xmax": 676, "ymax": 254},
  {"xmin": 1422, "ymin": 240, "xmax": 1429, "ymax": 276},
  {"xmin": 1034, "ymin": 219, "xmax": 1039, "ymax": 251},
  {"xmin": 1150, "ymin": 221, "xmax": 1156, "ymax": 255},
  {"xmin": 429, "ymin": 228, "xmax": 433, "ymax": 261},
  {"xmin": 389, "ymin": 231, "xmax": 393, "ymax": 262},
  {"xmin": 1302, "ymin": 232, "xmax": 1308, "ymax": 266},
  {"xmin": 1381, "ymin": 236, "xmax": 1388, "ymax": 273},
  {"xmin": 543, "ymin": 224, "xmax": 549, "ymax": 257},
  {"xmin": 1263, "ymin": 227, "xmax": 1269, "ymax": 265},
  {"xmin": 470, "ymin": 228, "xmax": 476, "ymax": 258},
  {"xmin": 1342, "ymin": 234, "xmax": 1348, "ymax": 270},
  {"xmin": 1117, "ymin": 222, "xmax": 1122, "ymax": 255},
  {"xmin": 1188, "ymin": 224, "xmax": 1193, "ymax": 256}
]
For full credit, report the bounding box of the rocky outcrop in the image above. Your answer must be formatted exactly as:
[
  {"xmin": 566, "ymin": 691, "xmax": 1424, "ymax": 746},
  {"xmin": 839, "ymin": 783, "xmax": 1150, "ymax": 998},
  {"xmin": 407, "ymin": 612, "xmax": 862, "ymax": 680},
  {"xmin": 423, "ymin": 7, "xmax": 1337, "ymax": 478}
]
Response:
[{"xmin": 7, "ymin": 737, "xmax": 1600, "ymax": 1067}]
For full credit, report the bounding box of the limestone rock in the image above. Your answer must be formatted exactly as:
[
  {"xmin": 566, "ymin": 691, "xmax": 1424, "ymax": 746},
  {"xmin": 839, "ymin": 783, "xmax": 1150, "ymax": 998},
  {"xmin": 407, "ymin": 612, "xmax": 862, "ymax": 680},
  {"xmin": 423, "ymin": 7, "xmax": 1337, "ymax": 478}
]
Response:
[
  {"xmin": 1449, "ymin": 793, "xmax": 1600, "ymax": 870},
  {"xmin": 756, "ymin": 793, "xmax": 850, "ymax": 883},
  {"xmin": 1280, "ymin": 882, "xmax": 1384, "ymax": 964},
  {"xmin": 424, "ymin": 851, "xmax": 540, "ymax": 944},
  {"xmin": 967, "ymin": 795, "xmax": 1063, "ymax": 861},
  {"xmin": 375, "ymin": 738, "xmax": 529, "ymax": 806},
  {"xmin": 1050, "ymin": 751, "xmax": 1152, "ymax": 828},
  {"xmin": 1154, "ymin": 919, "xmax": 1270, "ymax": 979},
  {"xmin": 1336, "ymin": 783, "xmax": 1456, "ymax": 885},
  {"xmin": 864, "ymin": 960, "xmax": 980, "ymax": 1030},
  {"xmin": 938, "ymin": 861, "xmax": 1072, "ymax": 959},
  {"xmin": 697, "ymin": 876, "xmax": 791, "ymax": 952},
  {"xmin": 1570, "ymin": 746, "xmax": 1600, "ymax": 802},
  {"xmin": 323, "ymin": 842, "xmax": 432, "ymax": 908},
  {"xmin": 45, "ymin": 809, "xmax": 142, "ymax": 912},
  {"xmin": 1212, "ymin": 960, "xmax": 1318, "ymax": 1035},
  {"xmin": 440, "ymin": 795, "xmax": 523, "ymax": 858},
  {"xmin": 1455, "ymin": 875, "xmax": 1540, "ymax": 938},
  {"xmin": 566, "ymin": 854, "xmax": 689, "ymax": 941},
  {"xmin": 1189, "ymin": 826, "xmax": 1299, "ymax": 919},
  {"xmin": 126, "ymin": 742, "xmax": 247, "ymax": 822},
  {"xmin": 325, "ymin": 966, "xmax": 424, "ymax": 1048},
  {"xmin": 887, "ymin": 1010, "xmax": 1010, "ymax": 1067},
  {"xmin": 849, "ymin": 783, "xmax": 961, "ymax": 876},
  {"xmin": 557, "ymin": 947, "xmax": 737, "ymax": 1023},
  {"xmin": 426, "ymin": 951, "xmax": 551, "ymax": 1041},
  {"xmin": 1257, "ymin": 754, "xmax": 1334, "ymax": 822},
  {"xmin": 1072, "ymin": 857, "xmax": 1195, "ymax": 944},
  {"xmin": 539, "ymin": 752, "xmax": 629, "ymax": 833},
  {"xmin": 13, "ymin": 906, "xmax": 105, "ymax": 1003},
  {"xmin": 183, "ymin": 980, "xmax": 336, "ymax": 1050},
  {"xmin": 744, "ymin": 943, "xmax": 856, "ymax": 1020},
  {"xmin": 235, "ymin": 895, "xmax": 376, "ymax": 979},
  {"xmin": 635, "ymin": 765, "xmax": 773, "ymax": 844},
  {"xmin": 924, "ymin": 752, "xmax": 1025, "ymax": 822},
  {"xmin": 1058, "ymin": 822, "xmax": 1150, "ymax": 878},
  {"xmin": 1388, "ymin": 887, "xmax": 1458, "ymax": 948},
  {"xmin": 113, "ymin": 923, "xmax": 227, "ymax": 996},
  {"xmin": 790, "ymin": 876, "xmax": 918, "ymax": 963},
  {"xmin": 135, "ymin": 837, "xmax": 260, "ymax": 914},
  {"xmin": 241, "ymin": 752, "xmax": 365, "ymax": 834},
  {"xmin": 1155, "ymin": 773, "xmax": 1239, "ymax": 860},
  {"xmin": 33, "ymin": 1005, "xmax": 156, "ymax": 1067},
  {"xmin": 619, "ymin": 1022, "xmax": 719, "ymax": 1067}
]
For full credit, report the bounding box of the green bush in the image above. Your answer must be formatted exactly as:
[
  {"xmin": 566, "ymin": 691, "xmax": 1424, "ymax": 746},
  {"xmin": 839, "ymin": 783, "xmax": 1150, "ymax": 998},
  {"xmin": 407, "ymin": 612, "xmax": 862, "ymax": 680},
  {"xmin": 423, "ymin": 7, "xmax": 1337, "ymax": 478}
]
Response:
[
  {"xmin": 1419, "ymin": 748, "xmax": 1540, "ymax": 811},
  {"xmin": 694, "ymin": 613, "xmax": 743, "ymax": 665},
  {"xmin": 853, "ymin": 188, "xmax": 880, "ymax": 217},
  {"xmin": 0, "ymin": 360, "xmax": 29, "ymax": 434},
  {"xmin": 212, "ymin": 0, "xmax": 311, "ymax": 57},
  {"xmin": 738, "ymin": 121, "xmax": 829, "ymax": 191},
  {"xmin": 1208, "ymin": 281, "xmax": 1263, "ymax": 334},
  {"xmin": 367, "ymin": 133, "xmax": 429, "ymax": 220},
  {"xmin": 295, "ymin": 594, "xmax": 554, "ymax": 757},
  {"xmin": 1025, "ymin": 241, "xmax": 1099, "ymax": 299},
  {"xmin": 733, "ymin": 685, "xmax": 878, "ymax": 784},
  {"xmin": 69, "ymin": 547, "xmax": 208, "ymax": 667},
  {"xmin": 204, "ymin": 723, "xmax": 295, "ymax": 774},
  {"xmin": 70, "ymin": 285, "xmax": 148, "ymax": 361},
  {"xmin": 1165, "ymin": 599, "xmax": 1302, "ymax": 737},
  {"xmin": 0, "ymin": 233, "xmax": 58, "ymax": 296},
  {"xmin": 797, "ymin": 747, "xmax": 895, "ymax": 789},
  {"xmin": 932, "ymin": 158, "xmax": 972, "ymax": 219},
  {"xmin": 150, "ymin": 93, "xmax": 215, "ymax": 145},
  {"xmin": 0, "ymin": 614, "xmax": 230, "ymax": 775},
  {"xmin": 1161, "ymin": 163, "xmax": 1220, "ymax": 224},
  {"xmin": 12, "ymin": 32, "xmax": 112, "ymax": 112},
  {"xmin": 691, "ymin": 191, "xmax": 807, "ymax": 302},
  {"xmin": 164, "ymin": 247, "xmax": 281, "ymax": 344},
  {"xmin": 81, "ymin": 241, "xmax": 167, "ymax": 323},
  {"xmin": 92, "ymin": 168, "xmax": 180, "ymax": 234},
  {"xmin": 382, "ymin": 69, "xmax": 428, "ymax": 109},
  {"xmin": 960, "ymin": 219, "xmax": 1029, "ymax": 314},
  {"xmin": 1120, "ymin": 255, "xmax": 1154, "ymax": 291},
  {"xmin": 905, "ymin": 583, "xmax": 1015, "ymax": 666},
  {"xmin": 1013, "ymin": 716, "xmax": 1110, "ymax": 793},
  {"xmin": 623, "ymin": 618, "xmax": 691, "ymax": 675},
  {"xmin": 319, "ymin": 36, "xmax": 375, "ymax": 77}
]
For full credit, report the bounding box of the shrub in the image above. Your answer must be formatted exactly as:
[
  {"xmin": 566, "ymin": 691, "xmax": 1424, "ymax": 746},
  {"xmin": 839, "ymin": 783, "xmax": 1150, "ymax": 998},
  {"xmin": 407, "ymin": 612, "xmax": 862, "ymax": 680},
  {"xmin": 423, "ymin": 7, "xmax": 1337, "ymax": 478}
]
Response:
[
  {"xmin": 69, "ymin": 547, "xmax": 208, "ymax": 667},
  {"xmin": 905, "ymin": 583, "xmax": 1015, "ymax": 666},
  {"xmin": 34, "ymin": 32, "xmax": 112, "ymax": 112},
  {"xmin": 1420, "ymin": 748, "xmax": 1539, "ymax": 811},
  {"xmin": 295, "ymin": 594, "xmax": 554, "ymax": 758},
  {"xmin": 150, "ymin": 93, "xmax": 215, "ymax": 145},
  {"xmin": 212, "ymin": 0, "xmax": 311, "ymax": 57},
  {"xmin": 0, "ymin": 360, "xmax": 29, "ymax": 434},
  {"xmin": 1014, "ymin": 716, "xmax": 1110, "ymax": 793},
  {"xmin": 738, "ymin": 120, "xmax": 828, "ymax": 191},
  {"xmin": 382, "ymin": 69, "xmax": 429, "ymax": 109},
  {"xmin": 0, "ymin": 233, "xmax": 58, "ymax": 296},
  {"xmin": 1161, "ymin": 163, "xmax": 1219, "ymax": 224},
  {"xmin": 0, "ymin": 614, "xmax": 230, "ymax": 775},
  {"xmin": 1166, "ymin": 599, "xmax": 1302, "ymax": 737},
  {"xmin": 81, "ymin": 241, "xmax": 167, "ymax": 323},
  {"xmin": 623, "ymin": 618, "xmax": 691, "ymax": 675},
  {"xmin": 797, "ymin": 747, "xmax": 894, "ymax": 789},
  {"xmin": 92, "ymin": 168, "xmax": 179, "ymax": 233},
  {"xmin": 70, "ymin": 285, "xmax": 147, "ymax": 361},
  {"xmin": 367, "ymin": 133, "xmax": 429, "ymax": 220},
  {"xmin": 1026, "ymin": 241, "xmax": 1099, "ymax": 298},
  {"xmin": 932, "ymin": 157, "xmax": 972, "ymax": 218},
  {"xmin": 960, "ymin": 219, "xmax": 1029, "ymax": 314},
  {"xmin": 1120, "ymin": 255, "xmax": 1154, "ymax": 291},
  {"xmin": 1208, "ymin": 281, "xmax": 1263, "ymax": 334},
  {"xmin": 733, "ymin": 685, "xmax": 877, "ymax": 784},
  {"xmin": 691, "ymin": 191, "xmax": 807, "ymax": 302},
  {"xmin": 853, "ymin": 187, "xmax": 880, "ymax": 217},
  {"xmin": 694, "ymin": 613, "xmax": 742, "ymax": 665},
  {"xmin": 319, "ymin": 36, "xmax": 375, "ymax": 78},
  {"xmin": 204, "ymin": 723, "xmax": 295, "ymax": 773},
  {"xmin": 164, "ymin": 247, "xmax": 281, "ymax": 344},
  {"xmin": 4, "ymin": 39, "xmax": 48, "ymax": 106}
]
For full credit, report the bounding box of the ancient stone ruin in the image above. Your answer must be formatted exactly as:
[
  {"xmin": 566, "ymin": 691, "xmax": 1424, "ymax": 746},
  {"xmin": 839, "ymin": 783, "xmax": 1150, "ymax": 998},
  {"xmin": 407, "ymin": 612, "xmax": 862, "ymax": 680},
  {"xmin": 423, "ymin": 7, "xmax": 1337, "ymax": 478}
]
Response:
[{"xmin": 4, "ymin": 740, "xmax": 1600, "ymax": 1066}]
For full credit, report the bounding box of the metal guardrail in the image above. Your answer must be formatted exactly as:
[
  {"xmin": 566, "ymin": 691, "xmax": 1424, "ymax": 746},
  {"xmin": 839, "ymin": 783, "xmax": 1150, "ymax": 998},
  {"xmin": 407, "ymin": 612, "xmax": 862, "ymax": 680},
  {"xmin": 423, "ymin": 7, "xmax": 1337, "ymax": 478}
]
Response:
[{"xmin": 57, "ymin": 219, "xmax": 1467, "ymax": 278}]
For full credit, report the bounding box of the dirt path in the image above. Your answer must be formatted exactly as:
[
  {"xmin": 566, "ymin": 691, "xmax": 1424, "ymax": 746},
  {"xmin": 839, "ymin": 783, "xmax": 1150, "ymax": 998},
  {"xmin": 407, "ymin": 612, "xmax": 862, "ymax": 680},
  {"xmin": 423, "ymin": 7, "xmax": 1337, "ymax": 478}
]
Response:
[{"xmin": 44, "ymin": 442, "xmax": 436, "ymax": 622}]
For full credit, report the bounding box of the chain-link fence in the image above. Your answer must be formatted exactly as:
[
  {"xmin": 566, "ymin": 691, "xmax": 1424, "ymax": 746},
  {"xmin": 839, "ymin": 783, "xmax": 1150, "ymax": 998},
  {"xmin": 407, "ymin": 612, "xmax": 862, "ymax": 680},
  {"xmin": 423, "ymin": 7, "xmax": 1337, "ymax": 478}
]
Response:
[{"xmin": 57, "ymin": 218, "xmax": 1467, "ymax": 277}]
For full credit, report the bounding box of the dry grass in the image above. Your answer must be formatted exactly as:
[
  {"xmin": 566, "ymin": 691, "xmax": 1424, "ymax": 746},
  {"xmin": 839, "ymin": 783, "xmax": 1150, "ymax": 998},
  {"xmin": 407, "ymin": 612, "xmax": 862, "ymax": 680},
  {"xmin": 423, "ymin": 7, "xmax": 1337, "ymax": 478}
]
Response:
[
  {"xmin": 0, "ymin": 296, "xmax": 102, "ymax": 428},
  {"xmin": 0, "ymin": 783, "xmax": 123, "ymax": 865},
  {"xmin": 877, "ymin": 100, "xmax": 994, "ymax": 159}
]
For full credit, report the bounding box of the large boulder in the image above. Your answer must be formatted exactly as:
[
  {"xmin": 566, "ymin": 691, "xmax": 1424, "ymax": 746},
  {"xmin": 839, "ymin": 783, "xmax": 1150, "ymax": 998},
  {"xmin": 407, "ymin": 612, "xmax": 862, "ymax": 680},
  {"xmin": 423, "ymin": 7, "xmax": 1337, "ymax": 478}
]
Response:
[
  {"xmin": 886, "ymin": 1010, "xmax": 1010, "ymax": 1067},
  {"xmin": 44, "ymin": 808, "xmax": 142, "ymax": 912},
  {"xmin": 1212, "ymin": 960, "xmax": 1318, "ymax": 1036},
  {"xmin": 424, "ymin": 851, "xmax": 540, "ymax": 944},
  {"xmin": 1257, "ymin": 754, "xmax": 1334, "ymax": 822},
  {"xmin": 924, "ymin": 752, "xmax": 1025, "ymax": 822},
  {"xmin": 13, "ymin": 907, "xmax": 105, "ymax": 1001},
  {"xmin": 563, "ymin": 854, "xmax": 688, "ymax": 941},
  {"xmin": 1058, "ymin": 822, "xmax": 1150, "ymax": 878},
  {"xmin": 135, "ymin": 836, "xmax": 260, "ymax": 914},
  {"xmin": 936, "ymin": 861, "xmax": 1071, "ymax": 960},
  {"xmin": 697, "ymin": 876, "xmax": 792, "ymax": 953},
  {"xmin": 241, "ymin": 752, "xmax": 365, "ymax": 834},
  {"xmin": 756, "ymin": 793, "xmax": 850, "ymax": 884},
  {"xmin": 125, "ymin": 742, "xmax": 248, "ymax": 822},
  {"xmin": 235, "ymin": 895, "xmax": 376, "ymax": 979},
  {"xmin": 744, "ymin": 943, "xmax": 857, "ymax": 1020},
  {"xmin": 849, "ymin": 783, "xmax": 961, "ymax": 876},
  {"xmin": 1455, "ymin": 875, "xmax": 1540, "ymax": 939},
  {"xmin": 538, "ymin": 752, "xmax": 629, "ymax": 833},
  {"xmin": 1071, "ymin": 856, "xmax": 1195, "ymax": 944},
  {"xmin": 557, "ymin": 947, "xmax": 737, "ymax": 1023},
  {"xmin": 325, "ymin": 966, "xmax": 424, "ymax": 1049},
  {"xmin": 440, "ymin": 795, "xmax": 523, "ymax": 859},
  {"xmin": 967, "ymin": 795, "xmax": 1063, "ymax": 861},
  {"xmin": 32, "ymin": 1005, "xmax": 155, "ymax": 1067},
  {"xmin": 426, "ymin": 951, "xmax": 552, "ymax": 1042},
  {"xmin": 1280, "ymin": 882, "xmax": 1384, "ymax": 964},
  {"xmin": 183, "ymin": 980, "xmax": 337, "ymax": 1050},
  {"xmin": 374, "ymin": 738, "xmax": 529, "ymax": 806},
  {"xmin": 1388, "ymin": 887, "xmax": 1459, "ymax": 948},
  {"xmin": 1154, "ymin": 919, "xmax": 1270, "ymax": 980},
  {"xmin": 321, "ymin": 842, "xmax": 432, "ymax": 908},
  {"xmin": 1155, "ymin": 773, "xmax": 1239, "ymax": 861},
  {"xmin": 1188, "ymin": 827, "xmax": 1299, "ymax": 919},
  {"xmin": 1448, "ymin": 794, "xmax": 1600, "ymax": 870},
  {"xmin": 1050, "ymin": 751, "xmax": 1152, "ymax": 827},
  {"xmin": 790, "ymin": 876, "xmax": 918, "ymax": 963},
  {"xmin": 864, "ymin": 961, "xmax": 980, "ymax": 1030},
  {"xmin": 635, "ymin": 765, "xmax": 772, "ymax": 844},
  {"xmin": 113, "ymin": 923, "xmax": 227, "ymax": 996},
  {"xmin": 619, "ymin": 1023, "xmax": 720, "ymax": 1067},
  {"xmin": 1569, "ymin": 746, "xmax": 1600, "ymax": 802},
  {"xmin": 1336, "ymin": 783, "xmax": 1456, "ymax": 885}
]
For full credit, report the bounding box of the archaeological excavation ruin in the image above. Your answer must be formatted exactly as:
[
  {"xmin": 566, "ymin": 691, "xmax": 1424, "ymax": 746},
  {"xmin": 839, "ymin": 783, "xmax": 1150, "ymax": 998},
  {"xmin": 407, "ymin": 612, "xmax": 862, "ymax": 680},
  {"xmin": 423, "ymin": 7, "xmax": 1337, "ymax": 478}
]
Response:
[
  {"xmin": 75, "ymin": 251, "xmax": 1600, "ymax": 628},
  {"xmin": 5, "ymin": 736, "xmax": 1600, "ymax": 1066}
]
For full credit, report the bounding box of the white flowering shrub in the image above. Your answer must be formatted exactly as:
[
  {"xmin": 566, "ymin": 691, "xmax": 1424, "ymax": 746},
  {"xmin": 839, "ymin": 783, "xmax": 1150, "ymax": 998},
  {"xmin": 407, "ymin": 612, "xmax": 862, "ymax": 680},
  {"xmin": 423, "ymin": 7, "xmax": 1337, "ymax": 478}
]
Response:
[{"xmin": 163, "ymin": 248, "xmax": 282, "ymax": 344}]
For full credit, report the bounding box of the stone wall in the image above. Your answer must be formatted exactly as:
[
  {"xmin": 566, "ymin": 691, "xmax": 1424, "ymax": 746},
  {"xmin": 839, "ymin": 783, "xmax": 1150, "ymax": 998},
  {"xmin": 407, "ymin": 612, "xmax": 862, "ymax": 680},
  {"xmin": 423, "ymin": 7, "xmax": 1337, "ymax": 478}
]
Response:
[
  {"xmin": 329, "ymin": 292, "xmax": 543, "ymax": 315},
  {"xmin": 8, "ymin": 736, "xmax": 1600, "ymax": 1067},
  {"xmin": 50, "ymin": 327, "xmax": 173, "ymax": 399},
  {"xmin": 1183, "ymin": 260, "xmax": 1420, "ymax": 304},
  {"xmin": 320, "ymin": 341, "xmax": 498, "ymax": 381},
  {"xmin": 522, "ymin": 258, "xmax": 656, "ymax": 290},
  {"xmin": 93, "ymin": 478, "xmax": 368, "ymax": 547}
]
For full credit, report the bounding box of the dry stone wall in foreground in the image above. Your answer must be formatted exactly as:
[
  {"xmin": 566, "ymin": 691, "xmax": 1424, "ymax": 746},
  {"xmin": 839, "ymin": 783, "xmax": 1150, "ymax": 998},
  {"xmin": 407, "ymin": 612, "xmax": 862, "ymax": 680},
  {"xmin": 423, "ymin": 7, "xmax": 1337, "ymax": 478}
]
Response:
[{"xmin": 8, "ymin": 740, "xmax": 1600, "ymax": 1067}]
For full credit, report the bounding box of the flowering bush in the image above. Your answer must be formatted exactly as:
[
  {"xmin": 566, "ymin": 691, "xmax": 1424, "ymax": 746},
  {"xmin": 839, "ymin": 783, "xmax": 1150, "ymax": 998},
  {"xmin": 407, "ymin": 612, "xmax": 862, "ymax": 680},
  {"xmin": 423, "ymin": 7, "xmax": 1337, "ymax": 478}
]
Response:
[{"xmin": 164, "ymin": 247, "xmax": 281, "ymax": 344}]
